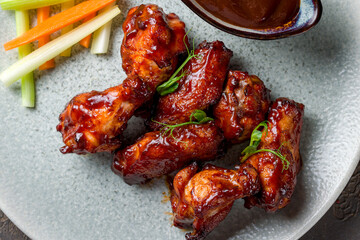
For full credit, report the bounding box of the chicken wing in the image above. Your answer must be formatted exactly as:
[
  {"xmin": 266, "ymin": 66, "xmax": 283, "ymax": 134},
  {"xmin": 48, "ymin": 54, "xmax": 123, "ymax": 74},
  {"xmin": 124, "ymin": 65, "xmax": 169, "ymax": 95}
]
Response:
[
  {"xmin": 213, "ymin": 71, "xmax": 270, "ymax": 144},
  {"xmin": 171, "ymin": 162, "xmax": 260, "ymax": 240},
  {"xmin": 111, "ymin": 41, "xmax": 231, "ymax": 183},
  {"xmin": 112, "ymin": 122, "xmax": 223, "ymax": 185},
  {"xmin": 57, "ymin": 77, "xmax": 152, "ymax": 154},
  {"xmin": 171, "ymin": 97, "xmax": 304, "ymax": 238},
  {"xmin": 243, "ymin": 97, "xmax": 304, "ymax": 212},
  {"xmin": 57, "ymin": 4, "xmax": 188, "ymax": 154},
  {"xmin": 121, "ymin": 4, "xmax": 189, "ymax": 90},
  {"xmin": 150, "ymin": 41, "xmax": 233, "ymax": 129}
]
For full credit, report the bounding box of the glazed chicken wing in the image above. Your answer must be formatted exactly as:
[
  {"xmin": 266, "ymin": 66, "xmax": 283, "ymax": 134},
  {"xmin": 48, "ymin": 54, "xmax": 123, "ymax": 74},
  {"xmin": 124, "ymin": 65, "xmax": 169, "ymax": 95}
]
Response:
[
  {"xmin": 57, "ymin": 77, "xmax": 152, "ymax": 154},
  {"xmin": 112, "ymin": 123, "xmax": 223, "ymax": 185},
  {"xmin": 121, "ymin": 4, "xmax": 189, "ymax": 90},
  {"xmin": 57, "ymin": 4, "xmax": 188, "ymax": 154},
  {"xmin": 171, "ymin": 97, "xmax": 304, "ymax": 238},
  {"xmin": 213, "ymin": 71, "xmax": 270, "ymax": 144},
  {"xmin": 243, "ymin": 97, "xmax": 304, "ymax": 211},
  {"xmin": 150, "ymin": 41, "xmax": 233, "ymax": 129},
  {"xmin": 171, "ymin": 162, "xmax": 260, "ymax": 240},
  {"xmin": 111, "ymin": 40, "xmax": 231, "ymax": 183}
]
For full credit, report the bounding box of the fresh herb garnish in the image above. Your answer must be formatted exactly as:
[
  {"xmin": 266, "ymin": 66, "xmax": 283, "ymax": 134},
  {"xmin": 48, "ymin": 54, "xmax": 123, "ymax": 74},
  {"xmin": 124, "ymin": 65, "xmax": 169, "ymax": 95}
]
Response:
[
  {"xmin": 241, "ymin": 121, "xmax": 290, "ymax": 171},
  {"xmin": 152, "ymin": 110, "xmax": 213, "ymax": 141},
  {"xmin": 156, "ymin": 70, "xmax": 187, "ymax": 96},
  {"xmin": 156, "ymin": 30, "xmax": 201, "ymax": 96}
]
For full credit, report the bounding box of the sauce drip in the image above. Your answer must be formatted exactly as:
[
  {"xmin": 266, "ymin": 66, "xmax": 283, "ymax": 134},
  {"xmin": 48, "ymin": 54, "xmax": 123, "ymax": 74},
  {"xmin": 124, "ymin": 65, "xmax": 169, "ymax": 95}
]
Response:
[{"xmin": 194, "ymin": 0, "xmax": 300, "ymax": 29}]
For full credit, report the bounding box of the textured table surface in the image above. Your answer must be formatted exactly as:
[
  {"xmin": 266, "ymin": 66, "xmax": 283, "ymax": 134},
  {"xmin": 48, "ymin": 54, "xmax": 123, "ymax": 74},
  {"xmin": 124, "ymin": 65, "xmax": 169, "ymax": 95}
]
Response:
[{"xmin": 1, "ymin": 161, "xmax": 359, "ymax": 240}]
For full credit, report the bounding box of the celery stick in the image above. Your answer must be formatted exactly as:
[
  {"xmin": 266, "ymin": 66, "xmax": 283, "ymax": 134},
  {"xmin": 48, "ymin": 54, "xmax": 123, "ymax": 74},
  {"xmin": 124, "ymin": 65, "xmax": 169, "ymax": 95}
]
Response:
[
  {"xmin": 60, "ymin": 0, "xmax": 74, "ymax": 57},
  {"xmin": 90, "ymin": 2, "xmax": 116, "ymax": 54},
  {"xmin": 1, "ymin": 0, "xmax": 71, "ymax": 10},
  {"xmin": 16, "ymin": 10, "xmax": 35, "ymax": 107},
  {"xmin": 21, "ymin": 73, "xmax": 35, "ymax": 107},
  {"xmin": 0, "ymin": 6, "xmax": 121, "ymax": 87}
]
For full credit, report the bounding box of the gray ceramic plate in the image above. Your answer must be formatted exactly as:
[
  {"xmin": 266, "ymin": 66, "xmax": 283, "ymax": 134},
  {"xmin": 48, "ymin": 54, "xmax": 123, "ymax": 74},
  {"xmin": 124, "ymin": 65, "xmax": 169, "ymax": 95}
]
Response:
[{"xmin": 0, "ymin": 0, "xmax": 359, "ymax": 239}]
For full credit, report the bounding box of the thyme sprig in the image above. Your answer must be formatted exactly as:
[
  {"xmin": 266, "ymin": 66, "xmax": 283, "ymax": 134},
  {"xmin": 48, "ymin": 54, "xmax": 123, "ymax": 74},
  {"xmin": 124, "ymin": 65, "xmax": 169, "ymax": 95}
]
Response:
[
  {"xmin": 152, "ymin": 110, "xmax": 213, "ymax": 141},
  {"xmin": 156, "ymin": 30, "xmax": 201, "ymax": 96},
  {"xmin": 241, "ymin": 121, "xmax": 290, "ymax": 171}
]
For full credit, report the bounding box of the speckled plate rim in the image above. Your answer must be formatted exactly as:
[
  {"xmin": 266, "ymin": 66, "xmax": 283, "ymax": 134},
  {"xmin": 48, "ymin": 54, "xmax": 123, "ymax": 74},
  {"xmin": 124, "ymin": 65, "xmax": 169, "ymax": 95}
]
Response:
[
  {"xmin": 0, "ymin": 193, "xmax": 37, "ymax": 239},
  {"xmin": 289, "ymin": 148, "xmax": 360, "ymax": 239},
  {"xmin": 0, "ymin": 193, "xmax": 33, "ymax": 239}
]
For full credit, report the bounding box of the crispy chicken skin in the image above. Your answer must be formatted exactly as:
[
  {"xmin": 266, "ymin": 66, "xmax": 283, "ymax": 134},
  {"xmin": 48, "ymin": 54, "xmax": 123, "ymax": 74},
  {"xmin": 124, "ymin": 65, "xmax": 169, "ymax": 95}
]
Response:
[
  {"xmin": 150, "ymin": 41, "xmax": 233, "ymax": 130},
  {"xmin": 243, "ymin": 97, "xmax": 304, "ymax": 212},
  {"xmin": 121, "ymin": 4, "xmax": 189, "ymax": 90},
  {"xmin": 57, "ymin": 77, "xmax": 152, "ymax": 154},
  {"xmin": 57, "ymin": 4, "xmax": 188, "ymax": 154},
  {"xmin": 112, "ymin": 122, "xmax": 223, "ymax": 185},
  {"xmin": 171, "ymin": 162, "xmax": 260, "ymax": 240},
  {"xmin": 213, "ymin": 71, "xmax": 271, "ymax": 144}
]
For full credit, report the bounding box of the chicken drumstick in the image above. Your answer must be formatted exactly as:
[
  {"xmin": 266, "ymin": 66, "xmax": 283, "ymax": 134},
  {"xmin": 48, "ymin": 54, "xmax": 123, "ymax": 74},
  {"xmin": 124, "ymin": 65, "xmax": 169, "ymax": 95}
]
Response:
[{"xmin": 57, "ymin": 4, "xmax": 188, "ymax": 154}]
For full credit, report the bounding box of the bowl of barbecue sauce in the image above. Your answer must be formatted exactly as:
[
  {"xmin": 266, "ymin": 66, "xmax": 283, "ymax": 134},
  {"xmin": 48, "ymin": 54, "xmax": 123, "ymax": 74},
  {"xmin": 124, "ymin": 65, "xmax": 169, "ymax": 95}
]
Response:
[{"xmin": 182, "ymin": 0, "xmax": 322, "ymax": 39}]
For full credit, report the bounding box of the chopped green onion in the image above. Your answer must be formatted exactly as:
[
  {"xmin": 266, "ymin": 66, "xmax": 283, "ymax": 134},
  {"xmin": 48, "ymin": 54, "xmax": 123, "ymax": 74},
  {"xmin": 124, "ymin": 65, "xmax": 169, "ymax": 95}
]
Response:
[
  {"xmin": 91, "ymin": 2, "xmax": 116, "ymax": 54},
  {"xmin": 1, "ymin": 0, "xmax": 72, "ymax": 10},
  {"xmin": 0, "ymin": 6, "xmax": 121, "ymax": 87},
  {"xmin": 15, "ymin": 10, "xmax": 35, "ymax": 107}
]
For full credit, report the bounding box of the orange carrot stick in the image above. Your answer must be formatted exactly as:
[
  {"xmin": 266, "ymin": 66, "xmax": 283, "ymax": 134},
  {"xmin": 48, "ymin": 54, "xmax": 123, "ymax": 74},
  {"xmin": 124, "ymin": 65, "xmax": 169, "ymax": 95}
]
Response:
[
  {"xmin": 37, "ymin": 6, "xmax": 55, "ymax": 70},
  {"xmin": 79, "ymin": 12, "xmax": 96, "ymax": 48},
  {"xmin": 4, "ymin": 0, "xmax": 116, "ymax": 51}
]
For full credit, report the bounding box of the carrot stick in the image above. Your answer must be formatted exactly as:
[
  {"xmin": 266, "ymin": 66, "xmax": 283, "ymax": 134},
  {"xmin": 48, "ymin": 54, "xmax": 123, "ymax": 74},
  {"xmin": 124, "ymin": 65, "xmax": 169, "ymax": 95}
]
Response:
[
  {"xmin": 37, "ymin": 6, "xmax": 55, "ymax": 70},
  {"xmin": 59, "ymin": 0, "xmax": 74, "ymax": 57},
  {"xmin": 1, "ymin": 6, "xmax": 121, "ymax": 87},
  {"xmin": 79, "ymin": 12, "xmax": 96, "ymax": 48},
  {"xmin": 4, "ymin": 0, "xmax": 116, "ymax": 51}
]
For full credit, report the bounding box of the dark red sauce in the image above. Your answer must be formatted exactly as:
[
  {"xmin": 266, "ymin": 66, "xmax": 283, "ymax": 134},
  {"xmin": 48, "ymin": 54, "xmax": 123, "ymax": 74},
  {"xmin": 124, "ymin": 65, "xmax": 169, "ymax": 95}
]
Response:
[{"xmin": 194, "ymin": 0, "xmax": 300, "ymax": 29}]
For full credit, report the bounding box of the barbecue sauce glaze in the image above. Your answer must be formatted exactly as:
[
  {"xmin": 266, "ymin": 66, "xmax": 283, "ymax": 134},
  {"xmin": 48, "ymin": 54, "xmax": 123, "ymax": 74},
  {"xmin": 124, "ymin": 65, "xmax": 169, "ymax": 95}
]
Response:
[{"xmin": 194, "ymin": 0, "xmax": 300, "ymax": 29}]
